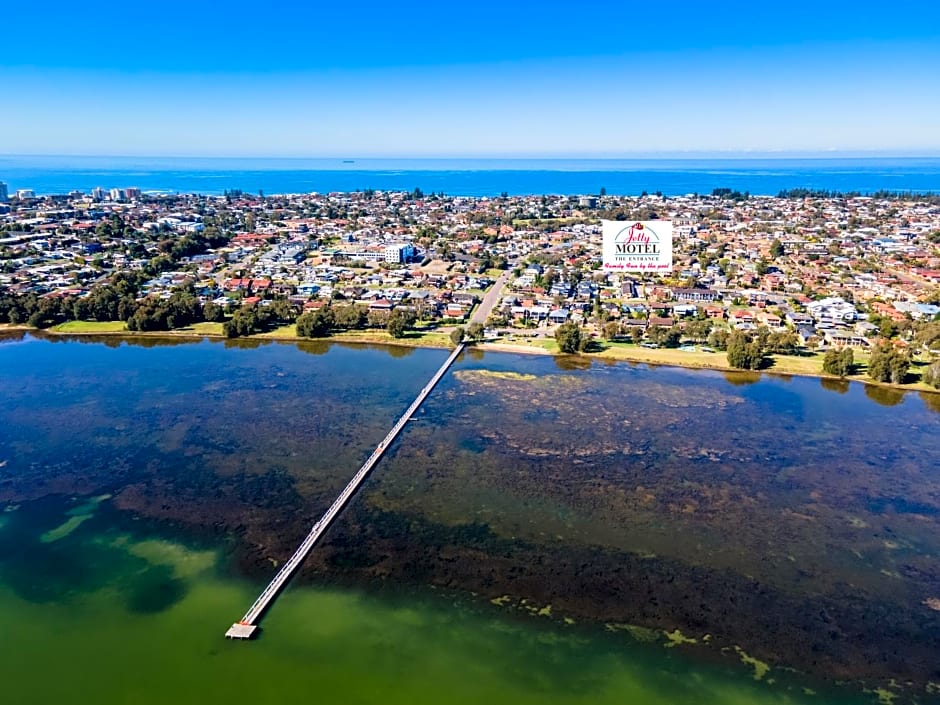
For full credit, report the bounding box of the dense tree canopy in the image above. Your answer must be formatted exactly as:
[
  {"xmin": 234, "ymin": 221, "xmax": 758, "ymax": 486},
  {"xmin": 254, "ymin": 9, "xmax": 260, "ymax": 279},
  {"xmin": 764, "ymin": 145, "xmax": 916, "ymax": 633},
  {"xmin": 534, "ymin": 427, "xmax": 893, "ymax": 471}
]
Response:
[
  {"xmin": 822, "ymin": 348, "xmax": 855, "ymax": 377},
  {"xmin": 923, "ymin": 361, "xmax": 940, "ymax": 389},
  {"xmin": 867, "ymin": 343, "xmax": 910, "ymax": 384},
  {"xmin": 296, "ymin": 308, "xmax": 334, "ymax": 338},
  {"xmin": 726, "ymin": 330, "xmax": 764, "ymax": 370},
  {"xmin": 554, "ymin": 322, "xmax": 583, "ymax": 354},
  {"xmin": 647, "ymin": 326, "xmax": 681, "ymax": 348},
  {"xmin": 466, "ymin": 321, "xmax": 485, "ymax": 342},
  {"xmin": 386, "ymin": 309, "xmax": 416, "ymax": 339}
]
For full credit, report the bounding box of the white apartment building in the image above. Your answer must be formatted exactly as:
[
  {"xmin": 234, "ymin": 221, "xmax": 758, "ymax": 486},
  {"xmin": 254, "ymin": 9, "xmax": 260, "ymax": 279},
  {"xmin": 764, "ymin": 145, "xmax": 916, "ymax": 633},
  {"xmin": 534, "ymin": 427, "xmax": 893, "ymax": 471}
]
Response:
[{"xmin": 384, "ymin": 243, "xmax": 416, "ymax": 263}]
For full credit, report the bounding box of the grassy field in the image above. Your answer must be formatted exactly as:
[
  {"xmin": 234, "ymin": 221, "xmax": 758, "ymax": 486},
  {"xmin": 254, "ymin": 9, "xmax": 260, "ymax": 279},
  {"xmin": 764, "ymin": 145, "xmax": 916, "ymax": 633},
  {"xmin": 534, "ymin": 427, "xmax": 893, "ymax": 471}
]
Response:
[
  {"xmin": 493, "ymin": 337, "xmax": 558, "ymax": 352},
  {"xmin": 181, "ymin": 322, "xmax": 225, "ymax": 336},
  {"xmin": 52, "ymin": 321, "xmax": 128, "ymax": 333},
  {"xmin": 254, "ymin": 324, "xmax": 454, "ymax": 349},
  {"xmin": 49, "ymin": 320, "xmax": 227, "ymax": 337},
  {"xmin": 253, "ymin": 324, "xmax": 299, "ymax": 339},
  {"xmin": 36, "ymin": 319, "xmax": 452, "ymax": 350},
  {"xmin": 594, "ymin": 342, "xmax": 832, "ymax": 376},
  {"xmin": 330, "ymin": 329, "xmax": 454, "ymax": 348}
]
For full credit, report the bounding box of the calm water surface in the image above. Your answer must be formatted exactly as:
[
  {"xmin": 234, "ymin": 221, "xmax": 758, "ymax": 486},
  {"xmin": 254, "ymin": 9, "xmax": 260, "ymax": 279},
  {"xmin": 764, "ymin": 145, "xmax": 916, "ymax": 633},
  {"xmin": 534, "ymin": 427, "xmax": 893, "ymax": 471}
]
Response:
[
  {"xmin": 2, "ymin": 155, "xmax": 940, "ymax": 196},
  {"xmin": 1, "ymin": 333, "xmax": 938, "ymax": 704}
]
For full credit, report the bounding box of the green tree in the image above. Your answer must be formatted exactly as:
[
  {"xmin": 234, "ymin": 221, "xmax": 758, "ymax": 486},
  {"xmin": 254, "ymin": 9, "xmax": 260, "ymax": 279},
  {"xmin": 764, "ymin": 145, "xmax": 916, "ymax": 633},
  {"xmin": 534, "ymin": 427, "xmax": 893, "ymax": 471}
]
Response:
[
  {"xmin": 923, "ymin": 360, "xmax": 940, "ymax": 388},
  {"xmin": 766, "ymin": 330, "xmax": 799, "ymax": 355},
  {"xmin": 387, "ymin": 316, "xmax": 407, "ymax": 338},
  {"xmin": 223, "ymin": 305, "xmax": 268, "ymax": 338},
  {"xmin": 868, "ymin": 343, "xmax": 910, "ymax": 384},
  {"xmin": 602, "ymin": 321, "xmax": 621, "ymax": 340},
  {"xmin": 450, "ymin": 327, "xmax": 466, "ymax": 346},
  {"xmin": 386, "ymin": 309, "xmax": 416, "ymax": 339},
  {"xmin": 684, "ymin": 318, "xmax": 713, "ymax": 342},
  {"xmin": 366, "ymin": 309, "xmax": 390, "ymax": 329},
  {"xmin": 296, "ymin": 308, "xmax": 334, "ymax": 338},
  {"xmin": 647, "ymin": 326, "xmax": 681, "ymax": 348},
  {"xmin": 708, "ymin": 327, "xmax": 730, "ymax": 351},
  {"xmin": 879, "ymin": 318, "xmax": 899, "ymax": 339},
  {"xmin": 913, "ymin": 321, "xmax": 940, "ymax": 349},
  {"xmin": 269, "ymin": 299, "xmax": 298, "ymax": 324},
  {"xmin": 555, "ymin": 322, "xmax": 582, "ymax": 354},
  {"xmin": 822, "ymin": 348, "xmax": 855, "ymax": 377},
  {"xmin": 726, "ymin": 331, "xmax": 764, "ymax": 370},
  {"xmin": 769, "ymin": 238, "xmax": 785, "ymax": 259},
  {"xmin": 203, "ymin": 301, "xmax": 225, "ymax": 323},
  {"xmin": 466, "ymin": 321, "xmax": 485, "ymax": 341},
  {"xmin": 334, "ymin": 304, "xmax": 366, "ymax": 329}
]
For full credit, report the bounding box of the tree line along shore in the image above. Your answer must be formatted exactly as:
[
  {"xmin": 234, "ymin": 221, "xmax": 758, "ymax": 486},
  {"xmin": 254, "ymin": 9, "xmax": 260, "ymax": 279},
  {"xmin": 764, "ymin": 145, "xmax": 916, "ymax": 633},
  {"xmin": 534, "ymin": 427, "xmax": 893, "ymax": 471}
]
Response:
[{"xmin": 3, "ymin": 315, "xmax": 939, "ymax": 399}]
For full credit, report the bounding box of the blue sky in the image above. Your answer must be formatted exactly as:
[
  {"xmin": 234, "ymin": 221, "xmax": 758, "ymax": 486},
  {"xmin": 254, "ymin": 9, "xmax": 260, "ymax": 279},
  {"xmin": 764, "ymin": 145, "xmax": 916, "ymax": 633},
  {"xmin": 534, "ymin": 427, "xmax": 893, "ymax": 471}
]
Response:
[{"xmin": 2, "ymin": 0, "xmax": 939, "ymax": 157}]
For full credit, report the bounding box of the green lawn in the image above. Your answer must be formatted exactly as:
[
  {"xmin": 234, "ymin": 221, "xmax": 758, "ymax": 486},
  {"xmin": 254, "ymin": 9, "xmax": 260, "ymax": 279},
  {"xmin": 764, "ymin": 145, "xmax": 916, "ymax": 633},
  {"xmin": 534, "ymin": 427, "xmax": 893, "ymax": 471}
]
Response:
[
  {"xmin": 181, "ymin": 322, "xmax": 225, "ymax": 336},
  {"xmin": 499, "ymin": 337, "xmax": 557, "ymax": 352},
  {"xmin": 254, "ymin": 324, "xmax": 453, "ymax": 349},
  {"xmin": 589, "ymin": 342, "xmax": 743, "ymax": 370},
  {"xmin": 51, "ymin": 320, "xmax": 226, "ymax": 336},
  {"xmin": 254, "ymin": 324, "xmax": 298, "ymax": 339},
  {"xmin": 330, "ymin": 329, "xmax": 453, "ymax": 348},
  {"xmin": 52, "ymin": 321, "xmax": 127, "ymax": 333},
  {"xmin": 596, "ymin": 342, "xmax": 832, "ymax": 375}
]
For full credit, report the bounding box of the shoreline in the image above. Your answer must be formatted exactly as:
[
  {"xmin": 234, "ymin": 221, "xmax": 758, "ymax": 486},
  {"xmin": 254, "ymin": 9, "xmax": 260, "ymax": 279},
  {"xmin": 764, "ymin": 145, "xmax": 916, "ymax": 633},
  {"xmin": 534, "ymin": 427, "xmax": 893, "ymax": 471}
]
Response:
[
  {"xmin": 3, "ymin": 323, "xmax": 938, "ymax": 398},
  {"xmin": 479, "ymin": 340, "xmax": 940, "ymax": 397}
]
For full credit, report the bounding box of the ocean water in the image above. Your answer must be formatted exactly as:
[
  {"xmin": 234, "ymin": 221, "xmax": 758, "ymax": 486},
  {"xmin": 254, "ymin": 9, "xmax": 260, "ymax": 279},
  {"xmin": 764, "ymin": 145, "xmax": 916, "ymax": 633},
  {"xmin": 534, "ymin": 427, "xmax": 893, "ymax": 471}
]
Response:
[{"xmin": 1, "ymin": 155, "xmax": 940, "ymax": 197}]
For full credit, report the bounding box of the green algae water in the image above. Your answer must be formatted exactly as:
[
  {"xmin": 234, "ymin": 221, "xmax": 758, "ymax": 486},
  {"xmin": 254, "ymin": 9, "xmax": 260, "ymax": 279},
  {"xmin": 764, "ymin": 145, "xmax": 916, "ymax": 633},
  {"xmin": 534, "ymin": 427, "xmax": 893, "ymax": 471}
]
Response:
[
  {"xmin": 1, "ymin": 333, "xmax": 938, "ymax": 704},
  {"xmin": 0, "ymin": 497, "xmax": 850, "ymax": 705}
]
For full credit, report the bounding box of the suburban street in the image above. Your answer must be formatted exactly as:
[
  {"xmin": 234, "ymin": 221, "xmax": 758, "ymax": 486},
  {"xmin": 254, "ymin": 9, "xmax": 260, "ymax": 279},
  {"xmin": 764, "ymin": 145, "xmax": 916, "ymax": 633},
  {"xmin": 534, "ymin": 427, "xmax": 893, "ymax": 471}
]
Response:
[{"xmin": 471, "ymin": 269, "xmax": 512, "ymax": 324}]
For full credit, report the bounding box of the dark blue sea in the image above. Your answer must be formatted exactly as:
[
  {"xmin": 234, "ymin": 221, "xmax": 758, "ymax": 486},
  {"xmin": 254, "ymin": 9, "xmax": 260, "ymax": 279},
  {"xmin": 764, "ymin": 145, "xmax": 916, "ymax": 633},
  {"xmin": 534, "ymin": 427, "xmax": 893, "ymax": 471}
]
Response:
[{"xmin": 2, "ymin": 155, "xmax": 940, "ymax": 197}]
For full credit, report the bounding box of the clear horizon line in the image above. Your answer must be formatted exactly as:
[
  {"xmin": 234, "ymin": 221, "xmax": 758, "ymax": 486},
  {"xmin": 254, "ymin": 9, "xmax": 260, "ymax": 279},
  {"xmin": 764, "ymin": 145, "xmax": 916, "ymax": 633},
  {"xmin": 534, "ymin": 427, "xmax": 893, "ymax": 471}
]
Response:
[{"xmin": 4, "ymin": 149, "xmax": 940, "ymax": 161}]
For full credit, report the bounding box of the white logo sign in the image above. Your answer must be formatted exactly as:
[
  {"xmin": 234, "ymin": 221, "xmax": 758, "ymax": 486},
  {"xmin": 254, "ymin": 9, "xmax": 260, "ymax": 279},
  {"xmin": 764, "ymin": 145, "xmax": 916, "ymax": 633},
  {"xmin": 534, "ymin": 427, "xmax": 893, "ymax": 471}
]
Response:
[{"xmin": 602, "ymin": 220, "xmax": 672, "ymax": 272}]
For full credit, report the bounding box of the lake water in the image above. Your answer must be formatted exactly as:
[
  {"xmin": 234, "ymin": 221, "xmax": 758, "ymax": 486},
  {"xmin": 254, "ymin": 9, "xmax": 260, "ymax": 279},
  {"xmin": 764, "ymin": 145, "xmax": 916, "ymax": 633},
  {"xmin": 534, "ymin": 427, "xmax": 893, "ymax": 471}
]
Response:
[
  {"xmin": 2, "ymin": 155, "xmax": 940, "ymax": 196},
  {"xmin": 1, "ymin": 332, "xmax": 939, "ymax": 704}
]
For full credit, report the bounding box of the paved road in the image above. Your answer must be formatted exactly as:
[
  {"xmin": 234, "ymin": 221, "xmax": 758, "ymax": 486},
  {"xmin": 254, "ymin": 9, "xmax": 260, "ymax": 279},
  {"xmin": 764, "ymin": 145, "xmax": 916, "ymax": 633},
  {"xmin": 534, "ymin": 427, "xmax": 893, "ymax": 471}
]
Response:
[{"xmin": 471, "ymin": 270, "xmax": 512, "ymax": 324}]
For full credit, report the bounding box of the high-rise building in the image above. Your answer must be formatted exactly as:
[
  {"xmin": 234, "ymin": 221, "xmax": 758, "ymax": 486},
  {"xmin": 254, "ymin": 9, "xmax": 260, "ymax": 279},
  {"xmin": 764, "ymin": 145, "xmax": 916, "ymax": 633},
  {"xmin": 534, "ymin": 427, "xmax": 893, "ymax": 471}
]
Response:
[
  {"xmin": 384, "ymin": 243, "xmax": 416, "ymax": 263},
  {"xmin": 125, "ymin": 187, "xmax": 141, "ymax": 201},
  {"xmin": 109, "ymin": 188, "xmax": 124, "ymax": 202},
  {"xmin": 15, "ymin": 189, "xmax": 35, "ymax": 200},
  {"xmin": 92, "ymin": 187, "xmax": 106, "ymax": 201},
  {"xmin": 0, "ymin": 181, "xmax": 8, "ymax": 202}
]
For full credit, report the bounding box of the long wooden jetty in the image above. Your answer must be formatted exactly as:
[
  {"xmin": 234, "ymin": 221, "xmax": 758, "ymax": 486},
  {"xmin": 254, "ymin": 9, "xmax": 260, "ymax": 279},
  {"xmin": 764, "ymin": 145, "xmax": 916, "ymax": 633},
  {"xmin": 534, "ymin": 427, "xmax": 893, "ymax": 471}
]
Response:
[{"xmin": 226, "ymin": 343, "xmax": 465, "ymax": 639}]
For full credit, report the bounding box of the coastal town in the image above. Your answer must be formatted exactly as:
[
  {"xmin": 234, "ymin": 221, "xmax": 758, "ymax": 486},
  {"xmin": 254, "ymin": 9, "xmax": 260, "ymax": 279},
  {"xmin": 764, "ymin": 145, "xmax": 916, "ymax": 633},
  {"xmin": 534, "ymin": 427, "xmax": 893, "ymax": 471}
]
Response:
[{"xmin": 1, "ymin": 181, "xmax": 939, "ymax": 389}]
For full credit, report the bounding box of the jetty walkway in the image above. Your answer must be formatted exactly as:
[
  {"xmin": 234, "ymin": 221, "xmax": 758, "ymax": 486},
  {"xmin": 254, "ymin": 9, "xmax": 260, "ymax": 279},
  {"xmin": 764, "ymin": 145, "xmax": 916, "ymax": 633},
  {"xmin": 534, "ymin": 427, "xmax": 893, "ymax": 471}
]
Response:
[{"xmin": 226, "ymin": 343, "xmax": 465, "ymax": 639}]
